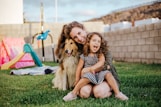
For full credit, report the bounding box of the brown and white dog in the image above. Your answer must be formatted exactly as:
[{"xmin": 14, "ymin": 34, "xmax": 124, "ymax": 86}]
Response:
[{"xmin": 52, "ymin": 38, "xmax": 79, "ymax": 90}]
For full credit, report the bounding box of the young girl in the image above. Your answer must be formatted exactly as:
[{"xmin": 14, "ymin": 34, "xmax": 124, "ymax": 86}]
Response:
[{"xmin": 63, "ymin": 32, "xmax": 128, "ymax": 101}]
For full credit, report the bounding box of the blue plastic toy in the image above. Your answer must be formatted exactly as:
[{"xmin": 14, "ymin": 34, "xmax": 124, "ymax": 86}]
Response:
[
  {"xmin": 24, "ymin": 43, "xmax": 42, "ymax": 67},
  {"xmin": 37, "ymin": 30, "xmax": 50, "ymax": 40}
]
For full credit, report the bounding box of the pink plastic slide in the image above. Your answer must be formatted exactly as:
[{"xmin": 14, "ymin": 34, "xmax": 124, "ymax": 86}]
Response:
[
  {"xmin": 0, "ymin": 42, "xmax": 10, "ymax": 66},
  {"xmin": 1, "ymin": 52, "xmax": 25, "ymax": 70},
  {"xmin": 0, "ymin": 37, "xmax": 35, "ymax": 70}
]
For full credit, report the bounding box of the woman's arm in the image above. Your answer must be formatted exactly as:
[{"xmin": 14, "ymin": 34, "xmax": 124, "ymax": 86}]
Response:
[
  {"xmin": 105, "ymin": 51, "xmax": 120, "ymax": 85},
  {"xmin": 74, "ymin": 58, "xmax": 84, "ymax": 86},
  {"xmin": 82, "ymin": 53, "xmax": 105, "ymax": 74},
  {"xmin": 106, "ymin": 51, "xmax": 113, "ymax": 65}
]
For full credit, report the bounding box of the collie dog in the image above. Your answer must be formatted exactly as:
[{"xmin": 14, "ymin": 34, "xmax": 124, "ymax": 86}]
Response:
[{"xmin": 52, "ymin": 39, "xmax": 79, "ymax": 90}]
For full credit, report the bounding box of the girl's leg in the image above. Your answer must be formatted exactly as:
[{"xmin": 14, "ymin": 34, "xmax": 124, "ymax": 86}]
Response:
[
  {"xmin": 63, "ymin": 78, "xmax": 90, "ymax": 101},
  {"xmin": 93, "ymin": 81, "xmax": 112, "ymax": 98},
  {"xmin": 105, "ymin": 72, "xmax": 128, "ymax": 101},
  {"xmin": 79, "ymin": 84, "xmax": 92, "ymax": 98},
  {"xmin": 72, "ymin": 78, "xmax": 90, "ymax": 95},
  {"xmin": 105, "ymin": 72, "xmax": 119, "ymax": 94}
]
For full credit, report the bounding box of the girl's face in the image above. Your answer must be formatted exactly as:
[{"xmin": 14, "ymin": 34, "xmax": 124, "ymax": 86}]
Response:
[
  {"xmin": 89, "ymin": 34, "xmax": 101, "ymax": 53},
  {"xmin": 70, "ymin": 27, "xmax": 87, "ymax": 45}
]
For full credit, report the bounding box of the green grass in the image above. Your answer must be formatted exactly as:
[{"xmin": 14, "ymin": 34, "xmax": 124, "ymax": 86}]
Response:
[{"xmin": 0, "ymin": 62, "xmax": 161, "ymax": 107}]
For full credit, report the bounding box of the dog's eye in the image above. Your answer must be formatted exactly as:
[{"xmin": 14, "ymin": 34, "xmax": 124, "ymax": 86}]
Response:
[{"xmin": 70, "ymin": 42, "xmax": 73, "ymax": 44}]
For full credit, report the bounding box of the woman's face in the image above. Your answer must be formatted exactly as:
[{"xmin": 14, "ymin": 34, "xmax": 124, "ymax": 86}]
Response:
[{"xmin": 70, "ymin": 27, "xmax": 87, "ymax": 45}]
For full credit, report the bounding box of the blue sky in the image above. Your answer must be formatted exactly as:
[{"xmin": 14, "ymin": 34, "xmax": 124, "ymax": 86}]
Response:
[{"xmin": 23, "ymin": 0, "xmax": 159, "ymax": 23}]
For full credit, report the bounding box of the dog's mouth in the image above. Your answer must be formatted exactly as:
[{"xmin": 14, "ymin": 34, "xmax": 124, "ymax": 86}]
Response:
[{"xmin": 65, "ymin": 49, "xmax": 73, "ymax": 57}]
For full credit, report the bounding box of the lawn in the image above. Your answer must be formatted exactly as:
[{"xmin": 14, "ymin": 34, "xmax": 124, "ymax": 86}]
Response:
[{"xmin": 0, "ymin": 62, "xmax": 161, "ymax": 107}]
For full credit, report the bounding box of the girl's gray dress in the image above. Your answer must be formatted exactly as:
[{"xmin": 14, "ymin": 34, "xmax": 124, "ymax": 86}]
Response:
[{"xmin": 80, "ymin": 54, "xmax": 109, "ymax": 85}]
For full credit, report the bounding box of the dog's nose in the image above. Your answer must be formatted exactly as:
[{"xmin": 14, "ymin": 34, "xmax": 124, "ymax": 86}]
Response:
[{"xmin": 65, "ymin": 50, "xmax": 68, "ymax": 53}]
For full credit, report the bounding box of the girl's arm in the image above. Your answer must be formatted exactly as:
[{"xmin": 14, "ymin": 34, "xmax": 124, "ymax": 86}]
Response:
[
  {"xmin": 91, "ymin": 53, "xmax": 105, "ymax": 73},
  {"xmin": 74, "ymin": 58, "xmax": 84, "ymax": 86},
  {"xmin": 82, "ymin": 53, "xmax": 105, "ymax": 74}
]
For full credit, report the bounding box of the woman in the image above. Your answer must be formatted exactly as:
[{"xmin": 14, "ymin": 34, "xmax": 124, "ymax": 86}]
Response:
[{"xmin": 56, "ymin": 21, "xmax": 128, "ymax": 100}]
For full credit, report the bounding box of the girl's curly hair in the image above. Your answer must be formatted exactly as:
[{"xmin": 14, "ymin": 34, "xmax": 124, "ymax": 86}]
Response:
[{"xmin": 83, "ymin": 32, "xmax": 108, "ymax": 57}]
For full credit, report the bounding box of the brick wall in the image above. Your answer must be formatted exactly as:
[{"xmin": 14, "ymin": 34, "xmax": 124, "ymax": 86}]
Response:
[{"xmin": 104, "ymin": 22, "xmax": 161, "ymax": 64}]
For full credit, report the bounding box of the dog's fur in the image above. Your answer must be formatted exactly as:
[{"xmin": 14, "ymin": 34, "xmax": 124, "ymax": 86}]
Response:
[{"xmin": 52, "ymin": 39, "xmax": 79, "ymax": 90}]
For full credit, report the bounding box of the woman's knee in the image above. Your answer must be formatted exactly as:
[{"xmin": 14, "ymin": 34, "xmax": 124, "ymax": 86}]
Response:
[
  {"xmin": 79, "ymin": 84, "xmax": 92, "ymax": 98},
  {"xmin": 93, "ymin": 86, "xmax": 105, "ymax": 98},
  {"xmin": 93, "ymin": 82, "xmax": 111, "ymax": 98}
]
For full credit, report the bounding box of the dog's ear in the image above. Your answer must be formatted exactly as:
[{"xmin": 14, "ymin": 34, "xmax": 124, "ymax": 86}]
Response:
[
  {"xmin": 73, "ymin": 47, "xmax": 78, "ymax": 56},
  {"xmin": 61, "ymin": 42, "xmax": 65, "ymax": 48},
  {"xmin": 59, "ymin": 49, "xmax": 65, "ymax": 70},
  {"xmin": 72, "ymin": 41, "xmax": 78, "ymax": 56},
  {"xmin": 56, "ymin": 42, "xmax": 65, "ymax": 60}
]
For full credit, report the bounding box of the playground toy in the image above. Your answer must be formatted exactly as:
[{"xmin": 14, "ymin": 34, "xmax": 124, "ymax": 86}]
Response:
[
  {"xmin": 1, "ymin": 43, "xmax": 42, "ymax": 70},
  {"xmin": 37, "ymin": 30, "xmax": 50, "ymax": 40},
  {"xmin": 0, "ymin": 37, "xmax": 35, "ymax": 69},
  {"xmin": 24, "ymin": 44, "xmax": 42, "ymax": 67},
  {"xmin": 32, "ymin": 3, "xmax": 55, "ymax": 62}
]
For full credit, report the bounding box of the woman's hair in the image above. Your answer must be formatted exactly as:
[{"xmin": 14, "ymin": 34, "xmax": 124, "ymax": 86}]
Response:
[
  {"xmin": 64, "ymin": 21, "xmax": 85, "ymax": 37},
  {"xmin": 55, "ymin": 21, "xmax": 85, "ymax": 59},
  {"xmin": 83, "ymin": 32, "xmax": 108, "ymax": 57}
]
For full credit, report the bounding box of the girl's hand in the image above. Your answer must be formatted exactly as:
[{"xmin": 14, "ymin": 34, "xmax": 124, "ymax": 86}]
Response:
[
  {"xmin": 74, "ymin": 79, "xmax": 79, "ymax": 86},
  {"xmin": 107, "ymin": 65, "xmax": 111, "ymax": 70},
  {"xmin": 82, "ymin": 67, "xmax": 95, "ymax": 75},
  {"xmin": 82, "ymin": 67, "xmax": 90, "ymax": 74},
  {"xmin": 89, "ymin": 67, "xmax": 95, "ymax": 74}
]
